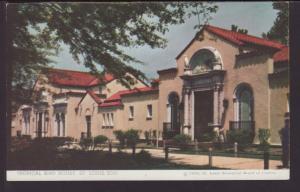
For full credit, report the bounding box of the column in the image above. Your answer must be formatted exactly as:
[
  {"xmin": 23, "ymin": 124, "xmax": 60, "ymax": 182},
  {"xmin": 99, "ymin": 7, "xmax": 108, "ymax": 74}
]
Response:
[
  {"xmin": 28, "ymin": 113, "xmax": 30, "ymax": 135},
  {"xmin": 41, "ymin": 112, "xmax": 44, "ymax": 137},
  {"xmin": 53, "ymin": 114, "xmax": 57, "ymax": 136},
  {"xmin": 61, "ymin": 113, "xmax": 65, "ymax": 137},
  {"xmin": 213, "ymin": 85, "xmax": 219, "ymax": 126},
  {"xmin": 22, "ymin": 114, "xmax": 25, "ymax": 135},
  {"xmin": 183, "ymin": 89, "xmax": 190, "ymax": 135},
  {"xmin": 35, "ymin": 112, "xmax": 38, "ymax": 138},
  {"xmin": 213, "ymin": 84, "xmax": 222, "ymax": 131},
  {"xmin": 60, "ymin": 113, "xmax": 64, "ymax": 137},
  {"xmin": 191, "ymin": 91, "xmax": 195, "ymax": 140}
]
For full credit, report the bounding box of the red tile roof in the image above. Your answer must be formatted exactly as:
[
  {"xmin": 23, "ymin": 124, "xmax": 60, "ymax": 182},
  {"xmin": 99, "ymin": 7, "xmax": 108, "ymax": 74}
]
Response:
[
  {"xmin": 273, "ymin": 47, "xmax": 289, "ymax": 63},
  {"xmin": 87, "ymin": 90, "xmax": 102, "ymax": 104},
  {"xmin": 176, "ymin": 25, "xmax": 288, "ymax": 63},
  {"xmin": 44, "ymin": 68, "xmax": 114, "ymax": 87},
  {"xmin": 205, "ymin": 25, "xmax": 285, "ymax": 49},
  {"xmin": 99, "ymin": 86, "xmax": 158, "ymax": 108},
  {"xmin": 99, "ymin": 101, "xmax": 123, "ymax": 108}
]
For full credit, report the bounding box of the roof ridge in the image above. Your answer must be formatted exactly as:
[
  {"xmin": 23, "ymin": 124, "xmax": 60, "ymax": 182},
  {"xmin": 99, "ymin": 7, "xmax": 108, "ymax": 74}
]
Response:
[
  {"xmin": 104, "ymin": 86, "xmax": 156, "ymax": 102},
  {"xmin": 205, "ymin": 24, "xmax": 285, "ymax": 48}
]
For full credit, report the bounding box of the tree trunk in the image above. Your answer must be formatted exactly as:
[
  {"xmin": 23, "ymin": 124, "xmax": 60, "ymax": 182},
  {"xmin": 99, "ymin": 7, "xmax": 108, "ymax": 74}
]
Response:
[{"xmin": 132, "ymin": 145, "xmax": 136, "ymax": 156}]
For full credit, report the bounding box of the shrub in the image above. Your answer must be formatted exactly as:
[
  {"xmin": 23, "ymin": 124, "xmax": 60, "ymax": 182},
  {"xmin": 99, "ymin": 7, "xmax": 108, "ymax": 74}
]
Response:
[
  {"xmin": 162, "ymin": 130, "xmax": 177, "ymax": 140},
  {"xmin": 29, "ymin": 137, "xmax": 74, "ymax": 153},
  {"xmin": 258, "ymin": 128, "xmax": 271, "ymax": 151},
  {"xmin": 113, "ymin": 130, "xmax": 126, "ymax": 148},
  {"xmin": 199, "ymin": 132, "xmax": 216, "ymax": 142},
  {"xmin": 144, "ymin": 131, "xmax": 151, "ymax": 145},
  {"xmin": 152, "ymin": 130, "xmax": 157, "ymax": 139},
  {"xmin": 93, "ymin": 135, "xmax": 108, "ymax": 150},
  {"xmin": 125, "ymin": 129, "xmax": 140, "ymax": 147},
  {"xmin": 173, "ymin": 134, "xmax": 191, "ymax": 150},
  {"xmin": 80, "ymin": 137, "xmax": 93, "ymax": 150},
  {"xmin": 135, "ymin": 149, "xmax": 151, "ymax": 162},
  {"xmin": 94, "ymin": 135, "xmax": 108, "ymax": 145},
  {"xmin": 34, "ymin": 137, "xmax": 73, "ymax": 147},
  {"xmin": 226, "ymin": 128, "xmax": 254, "ymax": 148},
  {"xmin": 125, "ymin": 129, "xmax": 140, "ymax": 155}
]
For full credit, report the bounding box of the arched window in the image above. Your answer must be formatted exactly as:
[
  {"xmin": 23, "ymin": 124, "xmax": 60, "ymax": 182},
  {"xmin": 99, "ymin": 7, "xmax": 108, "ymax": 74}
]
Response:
[
  {"xmin": 189, "ymin": 48, "xmax": 222, "ymax": 74},
  {"xmin": 234, "ymin": 84, "xmax": 254, "ymax": 133},
  {"xmin": 168, "ymin": 92, "xmax": 180, "ymax": 131}
]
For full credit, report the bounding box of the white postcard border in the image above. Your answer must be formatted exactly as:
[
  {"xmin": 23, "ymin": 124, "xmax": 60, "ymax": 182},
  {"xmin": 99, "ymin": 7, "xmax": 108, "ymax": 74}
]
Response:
[{"xmin": 6, "ymin": 170, "xmax": 290, "ymax": 181}]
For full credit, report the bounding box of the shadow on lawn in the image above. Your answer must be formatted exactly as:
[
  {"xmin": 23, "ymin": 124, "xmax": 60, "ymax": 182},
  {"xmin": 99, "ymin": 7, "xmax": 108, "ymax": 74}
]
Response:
[{"xmin": 7, "ymin": 148, "xmax": 224, "ymax": 170}]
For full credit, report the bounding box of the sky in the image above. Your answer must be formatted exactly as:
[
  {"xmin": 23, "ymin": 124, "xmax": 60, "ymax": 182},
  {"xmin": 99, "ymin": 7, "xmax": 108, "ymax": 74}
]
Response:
[{"xmin": 49, "ymin": 2, "xmax": 278, "ymax": 79}]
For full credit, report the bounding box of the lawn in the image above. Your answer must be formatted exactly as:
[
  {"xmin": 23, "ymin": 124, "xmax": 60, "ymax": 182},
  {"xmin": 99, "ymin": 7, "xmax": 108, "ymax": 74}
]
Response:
[{"xmin": 7, "ymin": 148, "xmax": 224, "ymax": 170}]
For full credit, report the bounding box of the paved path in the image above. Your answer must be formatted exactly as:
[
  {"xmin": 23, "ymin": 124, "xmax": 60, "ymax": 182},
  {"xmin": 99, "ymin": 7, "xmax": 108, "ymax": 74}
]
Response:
[{"xmin": 116, "ymin": 148, "xmax": 283, "ymax": 170}]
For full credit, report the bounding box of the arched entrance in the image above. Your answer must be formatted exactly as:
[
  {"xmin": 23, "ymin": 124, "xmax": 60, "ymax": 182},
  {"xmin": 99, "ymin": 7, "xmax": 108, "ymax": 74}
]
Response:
[{"xmin": 181, "ymin": 47, "xmax": 225, "ymax": 141}]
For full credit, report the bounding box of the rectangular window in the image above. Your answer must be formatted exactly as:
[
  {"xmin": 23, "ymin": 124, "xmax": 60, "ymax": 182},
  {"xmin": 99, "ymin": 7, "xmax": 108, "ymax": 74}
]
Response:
[
  {"xmin": 102, "ymin": 114, "xmax": 106, "ymax": 128},
  {"xmin": 110, "ymin": 113, "xmax": 114, "ymax": 127},
  {"xmin": 106, "ymin": 113, "xmax": 110, "ymax": 127},
  {"xmin": 129, "ymin": 106, "xmax": 134, "ymax": 120},
  {"xmin": 147, "ymin": 104, "xmax": 152, "ymax": 119}
]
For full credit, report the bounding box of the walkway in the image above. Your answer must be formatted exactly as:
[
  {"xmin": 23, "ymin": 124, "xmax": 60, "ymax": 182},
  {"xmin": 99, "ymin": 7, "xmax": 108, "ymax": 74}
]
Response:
[{"xmin": 118, "ymin": 148, "xmax": 283, "ymax": 170}]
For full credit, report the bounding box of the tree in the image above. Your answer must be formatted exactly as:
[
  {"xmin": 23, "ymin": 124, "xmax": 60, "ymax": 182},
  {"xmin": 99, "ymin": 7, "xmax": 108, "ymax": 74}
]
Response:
[
  {"xmin": 262, "ymin": 2, "xmax": 288, "ymax": 45},
  {"xmin": 125, "ymin": 129, "xmax": 140, "ymax": 155},
  {"xmin": 6, "ymin": 2, "xmax": 218, "ymax": 110},
  {"xmin": 231, "ymin": 24, "xmax": 248, "ymax": 34}
]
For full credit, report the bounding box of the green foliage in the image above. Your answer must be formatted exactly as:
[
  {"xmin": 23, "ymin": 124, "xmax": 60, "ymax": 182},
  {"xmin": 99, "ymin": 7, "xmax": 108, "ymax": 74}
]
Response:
[
  {"xmin": 8, "ymin": 2, "xmax": 218, "ymax": 110},
  {"xmin": 162, "ymin": 130, "xmax": 178, "ymax": 140},
  {"xmin": 34, "ymin": 137, "xmax": 73, "ymax": 147},
  {"xmin": 258, "ymin": 128, "xmax": 271, "ymax": 145},
  {"xmin": 262, "ymin": 2, "xmax": 288, "ymax": 45},
  {"xmin": 258, "ymin": 128, "xmax": 271, "ymax": 151},
  {"xmin": 125, "ymin": 129, "xmax": 140, "ymax": 147},
  {"xmin": 80, "ymin": 137, "xmax": 93, "ymax": 150},
  {"xmin": 113, "ymin": 130, "xmax": 126, "ymax": 148},
  {"xmin": 199, "ymin": 132, "xmax": 216, "ymax": 142},
  {"xmin": 226, "ymin": 129, "xmax": 253, "ymax": 146},
  {"xmin": 173, "ymin": 134, "xmax": 191, "ymax": 150},
  {"xmin": 152, "ymin": 130, "xmax": 157, "ymax": 139},
  {"xmin": 231, "ymin": 24, "xmax": 248, "ymax": 34},
  {"xmin": 94, "ymin": 135, "xmax": 108, "ymax": 145},
  {"xmin": 144, "ymin": 131, "xmax": 150, "ymax": 145}
]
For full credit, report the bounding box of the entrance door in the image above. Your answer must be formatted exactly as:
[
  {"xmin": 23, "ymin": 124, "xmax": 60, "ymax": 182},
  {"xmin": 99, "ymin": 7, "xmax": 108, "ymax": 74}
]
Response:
[
  {"xmin": 86, "ymin": 115, "xmax": 91, "ymax": 138},
  {"xmin": 194, "ymin": 90, "xmax": 213, "ymax": 141}
]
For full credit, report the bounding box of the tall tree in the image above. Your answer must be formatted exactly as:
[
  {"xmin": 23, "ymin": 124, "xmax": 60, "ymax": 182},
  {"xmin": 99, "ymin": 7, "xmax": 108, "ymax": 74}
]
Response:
[
  {"xmin": 6, "ymin": 2, "xmax": 218, "ymax": 110},
  {"xmin": 262, "ymin": 2, "xmax": 289, "ymax": 45},
  {"xmin": 231, "ymin": 24, "xmax": 248, "ymax": 34}
]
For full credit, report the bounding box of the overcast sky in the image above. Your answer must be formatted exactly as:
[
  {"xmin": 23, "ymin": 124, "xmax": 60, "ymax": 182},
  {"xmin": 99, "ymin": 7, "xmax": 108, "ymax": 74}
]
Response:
[{"xmin": 49, "ymin": 2, "xmax": 278, "ymax": 79}]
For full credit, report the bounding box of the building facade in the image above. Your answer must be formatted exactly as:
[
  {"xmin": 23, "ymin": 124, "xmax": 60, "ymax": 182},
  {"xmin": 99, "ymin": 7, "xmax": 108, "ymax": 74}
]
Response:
[
  {"xmin": 157, "ymin": 25, "xmax": 289, "ymax": 145},
  {"xmin": 12, "ymin": 25, "xmax": 289, "ymax": 145}
]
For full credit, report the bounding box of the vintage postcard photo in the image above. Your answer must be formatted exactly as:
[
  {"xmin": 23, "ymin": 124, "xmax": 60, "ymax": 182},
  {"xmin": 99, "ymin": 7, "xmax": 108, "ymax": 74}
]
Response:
[{"xmin": 6, "ymin": 1, "xmax": 289, "ymax": 181}]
